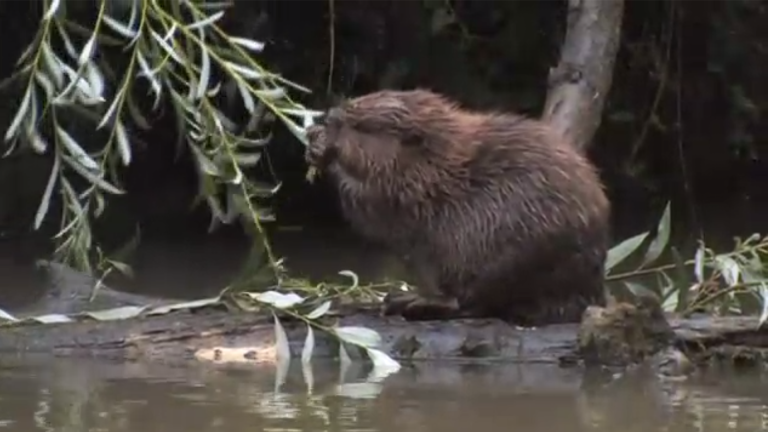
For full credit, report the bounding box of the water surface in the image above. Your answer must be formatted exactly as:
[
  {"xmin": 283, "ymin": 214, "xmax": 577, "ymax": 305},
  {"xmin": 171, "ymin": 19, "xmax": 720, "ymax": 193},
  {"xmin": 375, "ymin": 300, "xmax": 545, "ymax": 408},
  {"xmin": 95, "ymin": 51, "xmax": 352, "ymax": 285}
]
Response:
[{"xmin": 0, "ymin": 356, "xmax": 766, "ymax": 432}]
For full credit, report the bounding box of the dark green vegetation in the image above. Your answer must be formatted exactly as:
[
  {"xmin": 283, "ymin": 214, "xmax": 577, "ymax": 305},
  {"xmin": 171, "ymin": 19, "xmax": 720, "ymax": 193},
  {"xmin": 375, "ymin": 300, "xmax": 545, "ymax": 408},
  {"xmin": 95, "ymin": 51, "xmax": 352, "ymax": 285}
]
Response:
[{"xmin": 0, "ymin": 0, "xmax": 767, "ymax": 357}]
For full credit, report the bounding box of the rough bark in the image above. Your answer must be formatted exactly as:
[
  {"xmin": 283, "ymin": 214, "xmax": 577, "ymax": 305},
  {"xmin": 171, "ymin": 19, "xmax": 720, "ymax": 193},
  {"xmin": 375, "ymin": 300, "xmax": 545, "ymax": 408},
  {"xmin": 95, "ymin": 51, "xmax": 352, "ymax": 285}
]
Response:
[
  {"xmin": 542, "ymin": 0, "xmax": 625, "ymax": 151},
  {"xmin": 4, "ymin": 262, "xmax": 768, "ymax": 374},
  {"xmin": 0, "ymin": 304, "xmax": 579, "ymax": 364},
  {"xmin": 1, "ymin": 298, "xmax": 767, "ymax": 376}
]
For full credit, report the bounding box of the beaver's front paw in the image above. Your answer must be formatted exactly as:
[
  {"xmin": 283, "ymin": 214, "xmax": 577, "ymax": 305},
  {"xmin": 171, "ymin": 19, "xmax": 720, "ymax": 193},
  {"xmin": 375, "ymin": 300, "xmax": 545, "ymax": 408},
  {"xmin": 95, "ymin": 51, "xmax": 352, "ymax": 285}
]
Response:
[
  {"xmin": 382, "ymin": 291, "xmax": 461, "ymax": 321},
  {"xmin": 305, "ymin": 124, "xmax": 330, "ymax": 167}
]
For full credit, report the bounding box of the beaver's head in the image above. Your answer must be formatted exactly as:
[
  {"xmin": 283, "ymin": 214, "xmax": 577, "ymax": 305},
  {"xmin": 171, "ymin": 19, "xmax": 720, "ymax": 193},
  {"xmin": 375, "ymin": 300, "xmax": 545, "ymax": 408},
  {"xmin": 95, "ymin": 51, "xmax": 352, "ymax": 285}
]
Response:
[
  {"xmin": 317, "ymin": 90, "xmax": 461, "ymax": 171},
  {"xmin": 328, "ymin": 90, "xmax": 456, "ymax": 135}
]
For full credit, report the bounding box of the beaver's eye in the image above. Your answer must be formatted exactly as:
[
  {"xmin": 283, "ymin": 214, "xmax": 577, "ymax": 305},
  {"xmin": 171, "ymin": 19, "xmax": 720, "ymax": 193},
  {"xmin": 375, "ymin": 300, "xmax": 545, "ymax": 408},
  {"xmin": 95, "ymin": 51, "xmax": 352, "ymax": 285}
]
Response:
[
  {"xmin": 353, "ymin": 121, "xmax": 380, "ymax": 134},
  {"xmin": 401, "ymin": 133, "xmax": 422, "ymax": 147}
]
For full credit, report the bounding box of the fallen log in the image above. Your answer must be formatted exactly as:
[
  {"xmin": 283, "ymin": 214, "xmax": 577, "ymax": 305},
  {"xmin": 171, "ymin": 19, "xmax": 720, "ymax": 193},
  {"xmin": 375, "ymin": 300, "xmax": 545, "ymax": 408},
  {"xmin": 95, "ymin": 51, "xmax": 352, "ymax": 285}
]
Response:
[
  {"xmin": 0, "ymin": 303, "xmax": 578, "ymax": 363},
  {"xmin": 0, "ymin": 294, "xmax": 766, "ymax": 373},
  {"xmin": 3, "ymin": 261, "xmax": 768, "ymax": 375}
]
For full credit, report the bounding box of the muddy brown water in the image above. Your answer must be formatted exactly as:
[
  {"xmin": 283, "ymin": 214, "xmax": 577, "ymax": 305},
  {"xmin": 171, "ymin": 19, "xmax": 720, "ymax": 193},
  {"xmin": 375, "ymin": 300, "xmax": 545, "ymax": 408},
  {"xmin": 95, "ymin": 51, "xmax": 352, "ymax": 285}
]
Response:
[
  {"xmin": 0, "ymin": 227, "xmax": 767, "ymax": 432},
  {"xmin": 0, "ymin": 356, "xmax": 766, "ymax": 432}
]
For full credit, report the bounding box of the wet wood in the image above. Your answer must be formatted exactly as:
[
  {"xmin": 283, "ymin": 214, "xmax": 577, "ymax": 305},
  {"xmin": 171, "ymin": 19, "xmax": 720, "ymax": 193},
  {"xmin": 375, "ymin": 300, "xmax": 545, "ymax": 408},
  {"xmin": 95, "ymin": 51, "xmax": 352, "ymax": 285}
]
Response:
[
  {"xmin": 0, "ymin": 299, "xmax": 766, "ymax": 369},
  {"xmin": 543, "ymin": 0, "xmax": 625, "ymax": 151},
  {"xmin": 0, "ymin": 304, "xmax": 577, "ymax": 364},
  {"xmin": 3, "ymin": 261, "xmax": 766, "ymax": 369}
]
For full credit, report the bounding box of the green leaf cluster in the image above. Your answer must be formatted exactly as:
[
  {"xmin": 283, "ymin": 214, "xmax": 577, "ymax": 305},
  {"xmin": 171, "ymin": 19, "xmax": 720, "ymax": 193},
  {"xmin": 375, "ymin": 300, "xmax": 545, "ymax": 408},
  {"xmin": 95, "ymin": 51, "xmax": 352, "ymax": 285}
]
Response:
[
  {"xmin": 3, "ymin": 0, "xmax": 322, "ymax": 278},
  {"xmin": 605, "ymin": 201, "xmax": 768, "ymax": 325}
]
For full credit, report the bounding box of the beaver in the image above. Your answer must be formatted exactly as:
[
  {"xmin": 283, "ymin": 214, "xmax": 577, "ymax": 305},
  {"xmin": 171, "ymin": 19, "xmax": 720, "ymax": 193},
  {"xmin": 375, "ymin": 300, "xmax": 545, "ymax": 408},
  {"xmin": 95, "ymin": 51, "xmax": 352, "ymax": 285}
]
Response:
[{"xmin": 305, "ymin": 89, "xmax": 611, "ymax": 326}]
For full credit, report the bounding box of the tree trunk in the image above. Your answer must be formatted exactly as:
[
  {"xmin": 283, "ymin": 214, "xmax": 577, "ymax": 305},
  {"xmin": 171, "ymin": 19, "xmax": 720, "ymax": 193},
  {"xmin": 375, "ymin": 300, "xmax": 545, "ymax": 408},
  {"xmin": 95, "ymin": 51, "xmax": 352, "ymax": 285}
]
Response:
[{"xmin": 543, "ymin": 0, "xmax": 625, "ymax": 151}]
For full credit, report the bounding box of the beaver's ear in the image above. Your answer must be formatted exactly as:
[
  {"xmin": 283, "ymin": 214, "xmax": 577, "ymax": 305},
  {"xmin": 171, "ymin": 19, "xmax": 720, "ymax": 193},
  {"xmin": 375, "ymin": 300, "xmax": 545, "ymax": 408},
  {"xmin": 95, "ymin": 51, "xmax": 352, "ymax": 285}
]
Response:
[{"xmin": 325, "ymin": 107, "xmax": 345, "ymax": 128}]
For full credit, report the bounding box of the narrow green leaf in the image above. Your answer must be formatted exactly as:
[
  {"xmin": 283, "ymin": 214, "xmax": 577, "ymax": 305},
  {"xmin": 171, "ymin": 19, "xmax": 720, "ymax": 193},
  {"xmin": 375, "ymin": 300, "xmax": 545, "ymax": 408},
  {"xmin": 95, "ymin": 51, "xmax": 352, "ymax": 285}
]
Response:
[
  {"xmin": 84, "ymin": 306, "xmax": 146, "ymax": 321},
  {"xmin": 34, "ymin": 71, "xmax": 56, "ymax": 98},
  {"xmin": 150, "ymin": 29, "xmax": 184, "ymax": 64},
  {"xmin": 604, "ymin": 231, "xmax": 649, "ymax": 273},
  {"xmin": 333, "ymin": 326, "xmax": 382, "ymax": 349},
  {"xmin": 103, "ymin": 14, "xmax": 138, "ymax": 38},
  {"xmin": 365, "ymin": 348, "xmax": 401, "ymax": 372},
  {"xmin": 224, "ymin": 62, "xmax": 263, "ymax": 80},
  {"xmin": 694, "ymin": 244, "xmax": 706, "ymax": 283},
  {"xmin": 106, "ymin": 259, "xmax": 133, "ymax": 277},
  {"xmin": 229, "ymin": 168, "xmax": 243, "ymax": 185},
  {"xmin": 189, "ymin": 144, "xmax": 221, "ymax": 176},
  {"xmin": 4, "ymin": 87, "xmax": 32, "ymax": 142},
  {"xmin": 24, "ymin": 86, "xmax": 39, "ymax": 138},
  {"xmin": 233, "ymin": 152, "xmax": 261, "ymax": 167},
  {"xmin": 252, "ymin": 290, "xmax": 305, "ymax": 309},
  {"xmin": 211, "ymin": 108, "xmax": 238, "ymax": 132},
  {"xmin": 78, "ymin": 33, "xmax": 98, "ymax": 67},
  {"xmin": 642, "ymin": 201, "xmax": 672, "ymax": 266},
  {"xmin": 43, "ymin": 0, "xmax": 62, "ymax": 20},
  {"xmin": 715, "ymin": 256, "xmax": 741, "ymax": 287},
  {"xmin": 29, "ymin": 132, "xmax": 49, "ymax": 154},
  {"xmin": 32, "ymin": 314, "xmax": 73, "ymax": 324},
  {"xmin": 661, "ymin": 284, "xmax": 680, "ymax": 313},
  {"xmin": 41, "ymin": 44, "xmax": 64, "ymax": 88},
  {"xmin": 306, "ymin": 301, "xmax": 332, "ymax": 320},
  {"xmin": 136, "ymin": 52, "xmax": 163, "ymax": 108},
  {"xmin": 206, "ymin": 81, "xmax": 222, "ymax": 97},
  {"xmin": 34, "ymin": 155, "xmax": 60, "ymax": 229},
  {"xmin": 93, "ymin": 190, "xmax": 106, "ymax": 218},
  {"xmin": 759, "ymin": 283, "xmax": 768, "ymax": 326},
  {"xmin": 338, "ymin": 270, "xmax": 360, "ymax": 289},
  {"xmin": 54, "ymin": 20, "xmax": 79, "ymax": 60},
  {"xmin": 237, "ymin": 134, "xmax": 272, "ymax": 148},
  {"xmin": 622, "ymin": 280, "xmax": 656, "ymax": 299},
  {"xmin": 15, "ymin": 41, "xmax": 36, "ymax": 67},
  {"xmin": 85, "ymin": 61, "xmax": 105, "ymax": 99},
  {"xmin": 127, "ymin": 0, "xmax": 139, "ymax": 31},
  {"xmin": 281, "ymin": 108, "xmax": 326, "ymax": 119},
  {"xmin": 97, "ymin": 86, "xmax": 125, "ymax": 129},
  {"xmin": 229, "ymin": 37, "xmax": 265, "ymax": 52},
  {"xmin": 301, "ymin": 325, "xmax": 315, "ymax": 365},
  {"xmin": 146, "ymin": 297, "xmax": 221, "ymax": 315},
  {"xmin": 55, "ymin": 63, "xmax": 99, "ymax": 104},
  {"xmin": 62, "ymin": 155, "xmax": 125, "ymax": 195},
  {"xmin": 0, "ymin": 308, "xmax": 18, "ymax": 322},
  {"xmin": 196, "ymin": 41, "xmax": 211, "ymax": 100},
  {"xmin": 186, "ymin": 10, "xmax": 225, "ymax": 30},
  {"xmin": 114, "ymin": 121, "xmax": 132, "ymax": 166},
  {"xmin": 255, "ymin": 87, "xmax": 286, "ymax": 100},
  {"xmin": 273, "ymin": 313, "xmax": 292, "ymax": 362},
  {"xmin": 236, "ymin": 79, "xmax": 255, "ymax": 114},
  {"xmin": 57, "ymin": 127, "xmax": 99, "ymax": 170}
]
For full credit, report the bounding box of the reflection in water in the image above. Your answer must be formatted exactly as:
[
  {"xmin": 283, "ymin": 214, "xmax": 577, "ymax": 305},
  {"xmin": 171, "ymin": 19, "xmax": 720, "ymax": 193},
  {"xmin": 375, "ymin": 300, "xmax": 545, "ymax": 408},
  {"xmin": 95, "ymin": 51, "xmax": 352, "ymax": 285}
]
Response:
[{"xmin": 0, "ymin": 356, "xmax": 766, "ymax": 432}]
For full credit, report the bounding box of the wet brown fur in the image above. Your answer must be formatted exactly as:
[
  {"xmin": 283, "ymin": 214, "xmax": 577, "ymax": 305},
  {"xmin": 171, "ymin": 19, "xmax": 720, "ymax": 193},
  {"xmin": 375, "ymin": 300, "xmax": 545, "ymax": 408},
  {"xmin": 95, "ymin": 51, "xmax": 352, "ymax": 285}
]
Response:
[{"xmin": 306, "ymin": 89, "xmax": 611, "ymax": 326}]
